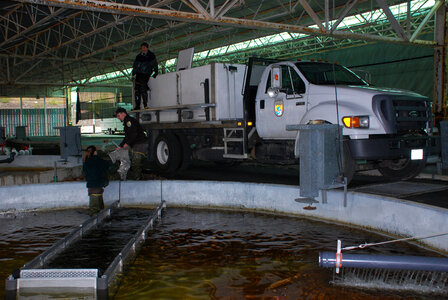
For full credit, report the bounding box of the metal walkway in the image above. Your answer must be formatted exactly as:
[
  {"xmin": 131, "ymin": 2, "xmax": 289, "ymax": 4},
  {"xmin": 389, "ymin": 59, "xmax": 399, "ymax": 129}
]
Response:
[
  {"xmin": 5, "ymin": 200, "xmax": 166, "ymax": 299},
  {"xmin": 352, "ymin": 181, "xmax": 448, "ymax": 198}
]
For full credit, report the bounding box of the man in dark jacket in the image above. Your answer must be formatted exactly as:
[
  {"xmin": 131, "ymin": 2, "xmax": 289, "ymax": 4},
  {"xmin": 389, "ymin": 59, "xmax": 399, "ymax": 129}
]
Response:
[
  {"xmin": 115, "ymin": 107, "xmax": 148, "ymax": 179},
  {"xmin": 83, "ymin": 145, "xmax": 110, "ymax": 215},
  {"xmin": 132, "ymin": 42, "xmax": 158, "ymax": 110}
]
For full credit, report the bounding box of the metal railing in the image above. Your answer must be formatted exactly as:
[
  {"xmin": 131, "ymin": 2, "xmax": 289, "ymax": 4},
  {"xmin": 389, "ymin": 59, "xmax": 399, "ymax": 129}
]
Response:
[{"xmin": 104, "ymin": 200, "xmax": 166, "ymax": 294}]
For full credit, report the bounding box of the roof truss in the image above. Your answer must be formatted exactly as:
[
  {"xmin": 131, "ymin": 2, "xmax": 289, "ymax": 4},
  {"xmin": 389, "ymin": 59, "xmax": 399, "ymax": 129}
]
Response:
[{"xmin": 0, "ymin": 0, "xmax": 444, "ymax": 89}]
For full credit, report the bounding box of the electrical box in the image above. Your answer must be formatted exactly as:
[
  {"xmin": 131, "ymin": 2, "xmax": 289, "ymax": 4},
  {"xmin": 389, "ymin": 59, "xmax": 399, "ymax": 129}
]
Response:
[
  {"xmin": 287, "ymin": 124, "xmax": 343, "ymax": 199},
  {"xmin": 15, "ymin": 126, "xmax": 27, "ymax": 140},
  {"xmin": 55, "ymin": 127, "xmax": 82, "ymax": 159}
]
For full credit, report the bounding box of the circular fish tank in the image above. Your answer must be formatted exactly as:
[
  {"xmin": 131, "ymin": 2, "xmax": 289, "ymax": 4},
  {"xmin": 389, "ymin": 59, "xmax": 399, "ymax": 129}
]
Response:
[{"xmin": 1, "ymin": 207, "xmax": 443, "ymax": 299}]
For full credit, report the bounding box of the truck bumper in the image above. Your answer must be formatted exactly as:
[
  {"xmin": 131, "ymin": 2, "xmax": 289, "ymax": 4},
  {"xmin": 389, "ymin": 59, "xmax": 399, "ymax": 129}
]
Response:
[{"xmin": 347, "ymin": 135, "xmax": 439, "ymax": 160}]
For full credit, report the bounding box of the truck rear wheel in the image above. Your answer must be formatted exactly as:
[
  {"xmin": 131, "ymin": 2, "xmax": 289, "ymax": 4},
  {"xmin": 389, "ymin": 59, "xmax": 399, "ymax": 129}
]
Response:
[
  {"xmin": 378, "ymin": 157, "xmax": 427, "ymax": 181},
  {"xmin": 154, "ymin": 134, "xmax": 182, "ymax": 174}
]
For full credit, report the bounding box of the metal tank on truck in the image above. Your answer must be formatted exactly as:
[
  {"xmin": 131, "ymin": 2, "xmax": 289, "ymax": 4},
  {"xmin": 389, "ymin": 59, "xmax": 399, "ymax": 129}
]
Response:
[{"xmin": 137, "ymin": 57, "xmax": 435, "ymax": 184}]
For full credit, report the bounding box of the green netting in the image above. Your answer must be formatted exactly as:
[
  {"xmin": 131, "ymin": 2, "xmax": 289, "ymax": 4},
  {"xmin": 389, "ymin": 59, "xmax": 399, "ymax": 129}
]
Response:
[{"xmin": 298, "ymin": 36, "xmax": 434, "ymax": 99}]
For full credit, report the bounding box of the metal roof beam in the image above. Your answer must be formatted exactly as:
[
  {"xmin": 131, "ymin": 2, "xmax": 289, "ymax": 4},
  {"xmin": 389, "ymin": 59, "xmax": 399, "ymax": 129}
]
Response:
[
  {"xmin": 184, "ymin": 0, "xmax": 210, "ymax": 18},
  {"xmin": 7, "ymin": 0, "xmax": 179, "ymax": 63},
  {"xmin": 11, "ymin": 14, "xmax": 132, "ymax": 65},
  {"xmin": 299, "ymin": 0, "xmax": 326, "ymax": 31},
  {"xmin": 331, "ymin": 0, "xmax": 358, "ymax": 32},
  {"xmin": 215, "ymin": 0, "xmax": 240, "ymax": 19},
  {"xmin": 13, "ymin": 0, "xmax": 435, "ymax": 46},
  {"xmin": 376, "ymin": 0, "xmax": 408, "ymax": 40},
  {"xmin": 3, "ymin": 81, "xmax": 131, "ymax": 88},
  {"xmin": 3, "ymin": 10, "xmax": 82, "ymax": 52},
  {"xmin": 0, "ymin": 8, "xmax": 67, "ymax": 48},
  {"xmin": 410, "ymin": 0, "xmax": 444, "ymax": 42}
]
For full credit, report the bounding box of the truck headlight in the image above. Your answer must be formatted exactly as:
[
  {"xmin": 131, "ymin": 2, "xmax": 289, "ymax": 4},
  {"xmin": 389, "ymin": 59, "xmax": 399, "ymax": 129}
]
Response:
[{"xmin": 342, "ymin": 116, "xmax": 369, "ymax": 128}]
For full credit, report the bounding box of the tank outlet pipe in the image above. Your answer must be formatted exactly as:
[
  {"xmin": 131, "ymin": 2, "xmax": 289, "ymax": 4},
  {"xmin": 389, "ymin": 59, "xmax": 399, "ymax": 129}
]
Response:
[{"xmin": 319, "ymin": 251, "xmax": 448, "ymax": 272}]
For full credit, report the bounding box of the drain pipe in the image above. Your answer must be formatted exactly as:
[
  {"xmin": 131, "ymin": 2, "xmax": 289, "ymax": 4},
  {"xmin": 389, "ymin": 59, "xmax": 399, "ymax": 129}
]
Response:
[{"xmin": 319, "ymin": 251, "xmax": 448, "ymax": 272}]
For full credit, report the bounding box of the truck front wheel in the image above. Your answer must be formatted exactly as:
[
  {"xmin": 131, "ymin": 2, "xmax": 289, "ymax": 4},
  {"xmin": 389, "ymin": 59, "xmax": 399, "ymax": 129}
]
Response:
[
  {"xmin": 154, "ymin": 134, "xmax": 182, "ymax": 174},
  {"xmin": 378, "ymin": 157, "xmax": 427, "ymax": 180}
]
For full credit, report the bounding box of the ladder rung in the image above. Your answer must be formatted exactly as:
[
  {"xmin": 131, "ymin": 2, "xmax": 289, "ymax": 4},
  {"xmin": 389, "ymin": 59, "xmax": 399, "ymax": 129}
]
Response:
[{"xmin": 223, "ymin": 138, "xmax": 244, "ymax": 142}]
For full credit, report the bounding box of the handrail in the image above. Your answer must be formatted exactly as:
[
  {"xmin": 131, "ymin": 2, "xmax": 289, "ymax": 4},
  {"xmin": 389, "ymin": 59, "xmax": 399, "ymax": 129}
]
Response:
[{"xmin": 133, "ymin": 103, "xmax": 215, "ymax": 113}]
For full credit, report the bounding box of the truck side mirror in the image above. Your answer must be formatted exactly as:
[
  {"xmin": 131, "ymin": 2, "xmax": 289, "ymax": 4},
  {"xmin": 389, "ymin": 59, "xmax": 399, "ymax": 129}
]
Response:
[{"xmin": 267, "ymin": 87, "xmax": 279, "ymax": 98}]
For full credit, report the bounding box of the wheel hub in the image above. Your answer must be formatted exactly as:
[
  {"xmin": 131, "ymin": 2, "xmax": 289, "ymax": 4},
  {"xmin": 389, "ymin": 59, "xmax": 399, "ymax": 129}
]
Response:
[{"xmin": 156, "ymin": 140, "xmax": 169, "ymax": 165}]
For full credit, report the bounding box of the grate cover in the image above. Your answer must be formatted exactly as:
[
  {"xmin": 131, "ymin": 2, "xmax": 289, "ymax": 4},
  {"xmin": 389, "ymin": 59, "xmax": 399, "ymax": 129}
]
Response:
[{"xmin": 20, "ymin": 269, "xmax": 98, "ymax": 279}]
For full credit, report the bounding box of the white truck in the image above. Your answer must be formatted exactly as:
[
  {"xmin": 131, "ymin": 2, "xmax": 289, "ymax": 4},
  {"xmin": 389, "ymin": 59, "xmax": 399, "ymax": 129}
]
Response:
[{"xmin": 137, "ymin": 58, "xmax": 434, "ymax": 183}]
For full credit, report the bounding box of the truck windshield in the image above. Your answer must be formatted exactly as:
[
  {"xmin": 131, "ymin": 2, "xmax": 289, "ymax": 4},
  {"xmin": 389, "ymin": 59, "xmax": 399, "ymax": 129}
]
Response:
[{"xmin": 295, "ymin": 62, "xmax": 368, "ymax": 86}]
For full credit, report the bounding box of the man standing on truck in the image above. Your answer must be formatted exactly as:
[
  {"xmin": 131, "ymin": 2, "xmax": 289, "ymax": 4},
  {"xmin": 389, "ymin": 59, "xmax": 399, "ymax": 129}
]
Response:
[
  {"xmin": 132, "ymin": 42, "xmax": 158, "ymax": 110},
  {"xmin": 115, "ymin": 108, "xmax": 148, "ymax": 180}
]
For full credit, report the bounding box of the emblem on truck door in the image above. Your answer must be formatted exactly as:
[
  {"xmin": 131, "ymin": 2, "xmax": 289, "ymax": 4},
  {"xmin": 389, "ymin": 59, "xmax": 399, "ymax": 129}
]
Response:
[{"xmin": 274, "ymin": 100, "xmax": 284, "ymax": 117}]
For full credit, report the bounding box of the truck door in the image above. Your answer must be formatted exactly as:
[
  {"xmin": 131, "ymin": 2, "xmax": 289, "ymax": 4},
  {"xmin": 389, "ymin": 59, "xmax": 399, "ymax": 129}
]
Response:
[{"xmin": 256, "ymin": 64, "xmax": 307, "ymax": 139}]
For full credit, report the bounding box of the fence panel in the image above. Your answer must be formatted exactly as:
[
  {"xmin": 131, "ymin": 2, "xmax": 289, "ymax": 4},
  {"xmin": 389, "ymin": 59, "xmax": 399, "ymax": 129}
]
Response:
[{"xmin": 0, "ymin": 109, "xmax": 66, "ymax": 137}]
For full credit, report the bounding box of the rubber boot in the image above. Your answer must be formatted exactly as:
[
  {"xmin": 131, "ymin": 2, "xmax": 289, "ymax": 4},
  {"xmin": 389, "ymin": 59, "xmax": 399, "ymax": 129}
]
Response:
[
  {"xmin": 89, "ymin": 194, "xmax": 104, "ymax": 215},
  {"xmin": 130, "ymin": 151, "xmax": 144, "ymax": 180}
]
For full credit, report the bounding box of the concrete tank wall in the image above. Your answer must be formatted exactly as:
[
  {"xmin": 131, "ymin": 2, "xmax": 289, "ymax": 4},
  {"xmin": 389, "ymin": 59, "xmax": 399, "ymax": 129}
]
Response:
[{"xmin": 1, "ymin": 180, "xmax": 447, "ymax": 253}]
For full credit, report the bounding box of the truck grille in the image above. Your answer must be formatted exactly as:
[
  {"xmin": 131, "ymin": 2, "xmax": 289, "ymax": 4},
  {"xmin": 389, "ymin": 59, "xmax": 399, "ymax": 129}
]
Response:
[
  {"xmin": 373, "ymin": 95, "xmax": 431, "ymax": 134},
  {"xmin": 392, "ymin": 98, "xmax": 430, "ymax": 132}
]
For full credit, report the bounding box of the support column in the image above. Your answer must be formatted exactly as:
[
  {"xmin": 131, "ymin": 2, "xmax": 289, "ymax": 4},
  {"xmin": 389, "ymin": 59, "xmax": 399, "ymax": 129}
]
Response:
[
  {"xmin": 433, "ymin": 2, "xmax": 447, "ymax": 123},
  {"xmin": 445, "ymin": 6, "xmax": 448, "ymax": 119},
  {"xmin": 65, "ymin": 87, "xmax": 69, "ymax": 126},
  {"xmin": 44, "ymin": 96, "xmax": 47, "ymax": 136},
  {"xmin": 19, "ymin": 96, "xmax": 23, "ymax": 125}
]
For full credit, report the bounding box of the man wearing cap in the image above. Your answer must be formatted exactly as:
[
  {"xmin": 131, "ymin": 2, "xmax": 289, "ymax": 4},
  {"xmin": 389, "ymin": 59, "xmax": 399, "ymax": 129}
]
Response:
[
  {"xmin": 132, "ymin": 42, "xmax": 158, "ymax": 110},
  {"xmin": 115, "ymin": 108, "xmax": 148, "ymax": 180}
]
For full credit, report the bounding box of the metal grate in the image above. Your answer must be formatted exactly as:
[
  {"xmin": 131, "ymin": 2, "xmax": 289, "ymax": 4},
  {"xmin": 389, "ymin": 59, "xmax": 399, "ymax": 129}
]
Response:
[{"xmin": 21, "ymin": 269, "xmax": 98, "ymax": 279}]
